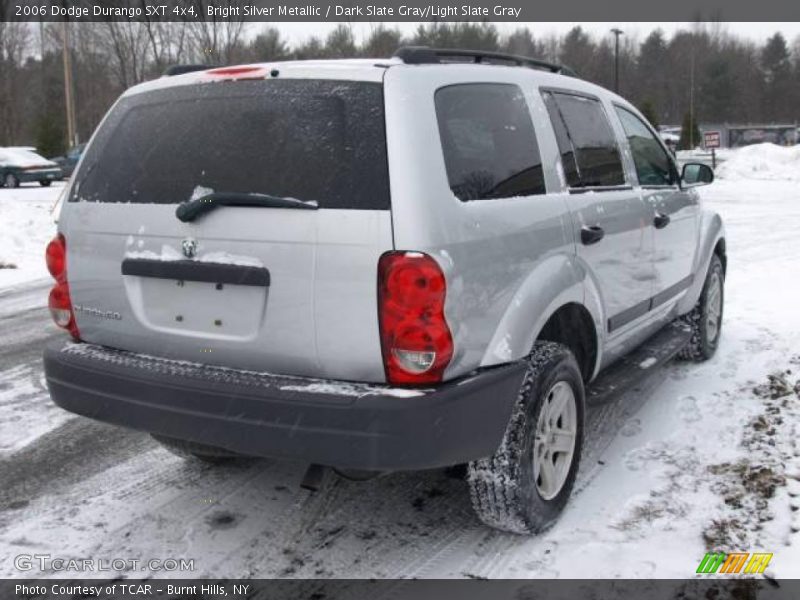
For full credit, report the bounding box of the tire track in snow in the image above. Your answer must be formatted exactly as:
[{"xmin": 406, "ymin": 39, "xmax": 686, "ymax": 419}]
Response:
[{"xmin": 382, "ymin": 370, "xmax": 671, "ymax": 580}]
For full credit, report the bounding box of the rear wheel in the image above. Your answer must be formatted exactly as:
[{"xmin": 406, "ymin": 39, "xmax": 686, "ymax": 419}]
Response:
[
  {"xmin": 678, "ymin": 254, "xmax": 724, "ymax": 361},
  {"xmin": 40, "ymin": 180, "xmax": 52, "ymax": 187},
  {"xmin": 467, "ymin": 341, "xmax": 585, "ymax": 534},
  {"xmin": 4, "ymin": 173, "xmax": 19, "ymax": 188},
  {"xmin": 151, "ymin": 434, "xmax": 244, "ymax": 465}
]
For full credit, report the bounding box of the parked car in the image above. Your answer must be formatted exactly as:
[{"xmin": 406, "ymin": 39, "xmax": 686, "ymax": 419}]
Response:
[
  {"xmin": 51, "ymin": 144, "xmax": 85, "ymax": 178},
  {"xmin": 43, "ymin": 49, "xmax": 725, "ymax": 534},
  {"xmin": 0, "ymin": 148, "xmax": 62, "ymax": 187}
]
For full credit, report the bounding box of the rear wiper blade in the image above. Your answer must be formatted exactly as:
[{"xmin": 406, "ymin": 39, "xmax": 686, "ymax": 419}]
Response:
[{"xmin": 176, "ymin": 192, "xmax": 318, "ymax": 222}]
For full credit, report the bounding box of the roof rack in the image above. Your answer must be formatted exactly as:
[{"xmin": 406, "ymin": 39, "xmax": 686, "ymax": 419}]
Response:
[
  {"xmin": 393, "ymin": 46, "xmax": 577, "ymax": 77},
  {"xmin": 163, "ymin": 64, "xmax": 220, "ymax": 77}
]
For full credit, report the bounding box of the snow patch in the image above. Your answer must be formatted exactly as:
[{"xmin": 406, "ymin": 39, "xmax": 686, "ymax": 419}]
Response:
[
  {"xmin": 0, "ymin": 182, "xmax": 62, "ymax": 288},
  {"xmin": 197, "ymin": 251, "xmax": 263, "ymax": 268},
  {"xmin": 716, "ymin": 143, "xmax": 800, "ymax": 181},
  {"xmin": 280, "ymin": 382, "xmax": 425, "ymax": 398},
  {"xmin": 189, "ymin": 185, "xmax": 214, "ymax": 201}
]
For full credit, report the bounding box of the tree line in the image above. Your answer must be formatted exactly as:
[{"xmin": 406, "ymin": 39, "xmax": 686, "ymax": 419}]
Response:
[{"xmin": 1, "ymin": 20, "xmax": 798, "ymax": 156}]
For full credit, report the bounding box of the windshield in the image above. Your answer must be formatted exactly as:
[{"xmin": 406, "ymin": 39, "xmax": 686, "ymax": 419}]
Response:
[{"xmin": 70, "ymin": 79, "xmax": 390, "ymax": 210}]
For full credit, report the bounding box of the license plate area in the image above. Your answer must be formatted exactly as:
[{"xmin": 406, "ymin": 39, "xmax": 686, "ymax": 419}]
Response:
[{"xmin": 122, "ymin": 259, "xmax": 269, "ymax": 339}]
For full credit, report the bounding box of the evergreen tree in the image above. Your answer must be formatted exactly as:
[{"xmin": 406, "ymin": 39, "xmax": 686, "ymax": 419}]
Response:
[
  {"xmin": 760, "ymin": 32, "xmax": 792, "ymax": 121},
  {"xmin": 639, "ymin": 99, "xmax": 659, "ymax": 128},
  {"xmin": 503, "ymin": 28, "xmax": 544, "ymax": 58},
  {"xmin": 34, "ymin": 111, "xmax": 65, "ymax": 158},
  {"xmin": 250, "ymin": 28, "xmax": 288, "ymax": 62},
  {"xmin": 361, "ymin": 25, "xmax": 403, "ymax": 58},
  {"xmin": 325, "ymin": 25, "xmax": 357, "ymax": 58},
  {"xmin": 700, "ymin": 56, "xmax": 736, "ymax": 122},
  {"xmin": 678, "ymin": 112, "xmax": 702, "ymax": 150}
]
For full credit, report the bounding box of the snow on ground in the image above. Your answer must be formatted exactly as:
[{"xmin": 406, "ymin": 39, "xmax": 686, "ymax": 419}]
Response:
[
  {"xmin": 0, "ymin": 182, "xmax": 62, "ymax": 289},
  {"xmin": 715, "ymin": 143, "xmax": 800, "ymax": 181},
  {"xmin": 0, "ymin": 144, "xmax": 799, "ymax": 582}
]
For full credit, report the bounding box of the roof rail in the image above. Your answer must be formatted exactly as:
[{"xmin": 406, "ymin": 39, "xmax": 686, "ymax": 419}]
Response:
[
  {"xmin": 393, "ymin": 46, "xmax": 576, "ymax": 77},
  {"xmin": 162, "ymin": 64, "xmax": 220, "ymax": 77}
]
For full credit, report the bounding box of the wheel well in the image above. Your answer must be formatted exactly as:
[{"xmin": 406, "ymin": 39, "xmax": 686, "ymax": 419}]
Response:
[
  {"xmin": 714, "ymin": 238, "xmax": 727, "ymax": 275},
  {"xmin": 537, "ymin": 303, "xmax": 597, "ymax": 382}
]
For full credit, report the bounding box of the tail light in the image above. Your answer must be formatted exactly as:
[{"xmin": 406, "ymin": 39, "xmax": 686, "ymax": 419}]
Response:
[
  {"xmin": 378, "ymin": 251, "xmax": 453, "ymax": 385},
  {"xmin": 45, "ymin": 234, "xmax": 80, "ymax": 339}
]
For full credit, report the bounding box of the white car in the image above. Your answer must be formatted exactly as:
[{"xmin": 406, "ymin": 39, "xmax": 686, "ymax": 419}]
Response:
[{"xmin": 0, "ymin": 148, "xmax": 62, "ymax": 188}]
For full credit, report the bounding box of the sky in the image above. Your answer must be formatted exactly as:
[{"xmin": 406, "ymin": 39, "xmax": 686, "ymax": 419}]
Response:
[{"xmin": 269, "ymin": 21, "xmax": 800, "ymax": 47}]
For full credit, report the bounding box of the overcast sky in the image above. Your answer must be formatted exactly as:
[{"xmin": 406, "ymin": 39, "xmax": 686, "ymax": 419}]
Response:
[{"xmin": 270, "ymin": 21, "xmax": 800, "ymax": 46}]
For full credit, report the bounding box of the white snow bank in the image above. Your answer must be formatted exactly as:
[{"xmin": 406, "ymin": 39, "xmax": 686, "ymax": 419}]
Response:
[
  {"xmin": 716, "ymin": 143, "xmax": 800, "ymax": 181},
  {"xmin": 0, "ymin": 182, "xmax": 63, "ymax": 289}
]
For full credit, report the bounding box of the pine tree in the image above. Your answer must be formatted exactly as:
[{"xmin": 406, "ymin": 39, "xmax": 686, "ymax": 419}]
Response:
[
  {"xmin": 639, "ymin": 100, "xmax": 659, "ymax": 129},
  {"xmin": 678, "ymin": 112, "xmax": 702, "ymax": 150},
  {"xmin": 34, "ymin": 111, "xmax": 65, "ymax": 158}
]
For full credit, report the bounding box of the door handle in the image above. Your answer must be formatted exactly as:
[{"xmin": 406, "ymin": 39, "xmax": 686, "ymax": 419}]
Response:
[
  {"xmin": 580, "ymin": 225, "xmax": 605, "ymax": 246},
  {"xmin": 654, "ymin": 212, "xmax": 671, "ymax": 229}
]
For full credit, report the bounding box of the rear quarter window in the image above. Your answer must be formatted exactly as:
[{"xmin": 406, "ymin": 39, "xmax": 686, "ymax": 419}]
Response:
[
  {"xmin": 435, "ymin": 83, "xmax": 545, "ymax": 201},
  {"xmin": 71, "ymin": 79, "xmax": 390, "ymax": 210}
]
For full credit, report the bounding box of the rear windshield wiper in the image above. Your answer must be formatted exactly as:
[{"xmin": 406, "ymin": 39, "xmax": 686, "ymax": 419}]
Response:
[{"xmin": 176, "ymin": 192, "xmax": 318, "ymax": 222}]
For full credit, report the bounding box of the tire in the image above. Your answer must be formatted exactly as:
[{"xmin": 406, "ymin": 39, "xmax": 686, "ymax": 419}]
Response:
[
  {"xmin": 677, "ymin": 254, "xmax": 724, "ymax": 362},
  {"xmin": 467, "ymin": 341, "xmax": 585, "ymax": 534},
  {"xmin": 40, "ymin": 180, "xmax": 52, "ymax": 187},
  {"xmin": 151, "ymin": 434, "xmax": 243, "ymax": 465},
  {"xmin": 4, "ymin": 173, "xmax": 19, "ymax": 188}
]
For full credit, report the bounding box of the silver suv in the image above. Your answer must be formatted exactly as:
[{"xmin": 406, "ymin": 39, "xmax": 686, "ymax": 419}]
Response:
[{"xmin": 43, "ymin": 47, "xmax": 725, "ymax": 534}]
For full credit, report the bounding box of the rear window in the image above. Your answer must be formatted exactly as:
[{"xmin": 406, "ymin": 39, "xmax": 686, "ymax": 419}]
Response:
[
  {"xmin": 435, "ymin": 83, "xmax": 545, "ymax": 201},
  {"xmin": 542, "ymin": 91, "xmax": 625, "ymax": 188},
  {"xmin": 71, "ymin": 79, "xmax": 390, "ymax": 210}
]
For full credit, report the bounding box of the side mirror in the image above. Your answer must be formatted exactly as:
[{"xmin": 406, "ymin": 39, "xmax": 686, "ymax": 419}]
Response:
[{"xmin": 682, "ymin": 162, "xmax": 714, "ymax": 187}]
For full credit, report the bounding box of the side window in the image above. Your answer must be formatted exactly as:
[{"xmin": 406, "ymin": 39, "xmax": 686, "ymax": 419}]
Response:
[
  {"xmin": 615, "ymin": 106, "xmax": 675, "ymax": 186},
  {"xmin": 435, "ymin": 83, "xmax": 545, "ymax": 201},
  {"xmin": 542, "ymin": 91, "xmax": 625, "ymax": 188}
]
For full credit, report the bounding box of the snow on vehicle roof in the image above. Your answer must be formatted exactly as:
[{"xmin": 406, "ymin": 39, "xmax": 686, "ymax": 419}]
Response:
[
  {"xmin": 0, "ymin": 147, "xmax": 53, "ymax": 165},
  {"xmin": 124, "ymin": 55, "xmax": 612, "ymax": 102},
  {"xmin": 126, "ymin": 58, "xmax": 398, "ymax": 97}
]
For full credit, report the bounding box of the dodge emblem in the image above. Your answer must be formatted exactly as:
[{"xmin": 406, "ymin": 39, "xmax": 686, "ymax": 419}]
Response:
[{"xmin": 182, "ymin": 238, "xmax": 197, "ymax": 258}]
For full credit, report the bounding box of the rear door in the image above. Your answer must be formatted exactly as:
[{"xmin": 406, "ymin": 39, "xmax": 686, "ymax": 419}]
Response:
[
  {"xmin": 613, "ymin": 105, "xmax": 698, "ymax": 308},
  {"xmin": 61, "ymin": 76, "xmax": 393, "ymax": 382},
  {"xmin": 541, "ymin": 90, "xmax": 655, "ymax": 335}
]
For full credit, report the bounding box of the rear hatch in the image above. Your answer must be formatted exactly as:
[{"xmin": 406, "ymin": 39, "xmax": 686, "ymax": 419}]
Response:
[{"xmin": 60, "ymin": 72, "xmax": 393, "ymax": 382}]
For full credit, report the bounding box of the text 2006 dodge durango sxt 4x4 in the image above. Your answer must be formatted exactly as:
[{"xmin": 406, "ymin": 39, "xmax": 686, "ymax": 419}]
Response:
[{"xmin": 44, "ymin": 47, "xmax": 725, "ymax": 534}]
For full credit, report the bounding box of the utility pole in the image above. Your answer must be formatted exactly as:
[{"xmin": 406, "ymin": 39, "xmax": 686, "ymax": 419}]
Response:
[
  {"xmin": 611, "ymin": 28, "xmax": 624, "ymax": 93},
  {"xmin": 61, "ymin": 20, "xmax": 77, "ymax": 148},
  {"xmin": 689, "ymin": 48, "xmax": 695, "ymax": 150}
]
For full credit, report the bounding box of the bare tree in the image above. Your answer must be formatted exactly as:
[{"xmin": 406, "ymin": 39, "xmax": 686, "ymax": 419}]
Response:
[
  {"xmin": 94, "ymin": 22, "xmax": 150, "ymax": 88},
  {"xmin": 187, "ymin": 1, "xmax": 247, "ymax": 64},
  {"xmin": 0, "ymin": 22, "xmax": 31, "ymax": 144}
]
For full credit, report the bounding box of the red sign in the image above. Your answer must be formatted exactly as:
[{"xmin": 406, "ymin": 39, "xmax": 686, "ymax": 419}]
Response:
[{"xmin": 704, "ymin": 131, "xmax": 721, "ymax": 149}]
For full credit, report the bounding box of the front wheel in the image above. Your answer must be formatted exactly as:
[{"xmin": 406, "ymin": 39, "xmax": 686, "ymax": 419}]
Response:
[
  {"xmin": 467, "ymin": 341, "xmax": 585, "ymax": 534},
  {"xmin": 40, "ymin": 180, "xmax": 52, "ymax": 187},
  {"xmin": 678, "ymin": 254, "xmax": 724, "ymax": 361}
]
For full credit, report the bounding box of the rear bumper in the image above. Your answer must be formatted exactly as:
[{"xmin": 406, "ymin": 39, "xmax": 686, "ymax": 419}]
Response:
[
  {"xmin": 18, "ymin": 169, "xmax": 61, "ymax": 182},
  {"xmin": 44, "ymin": 342, "xmax": 526, "ymax": 471}
]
